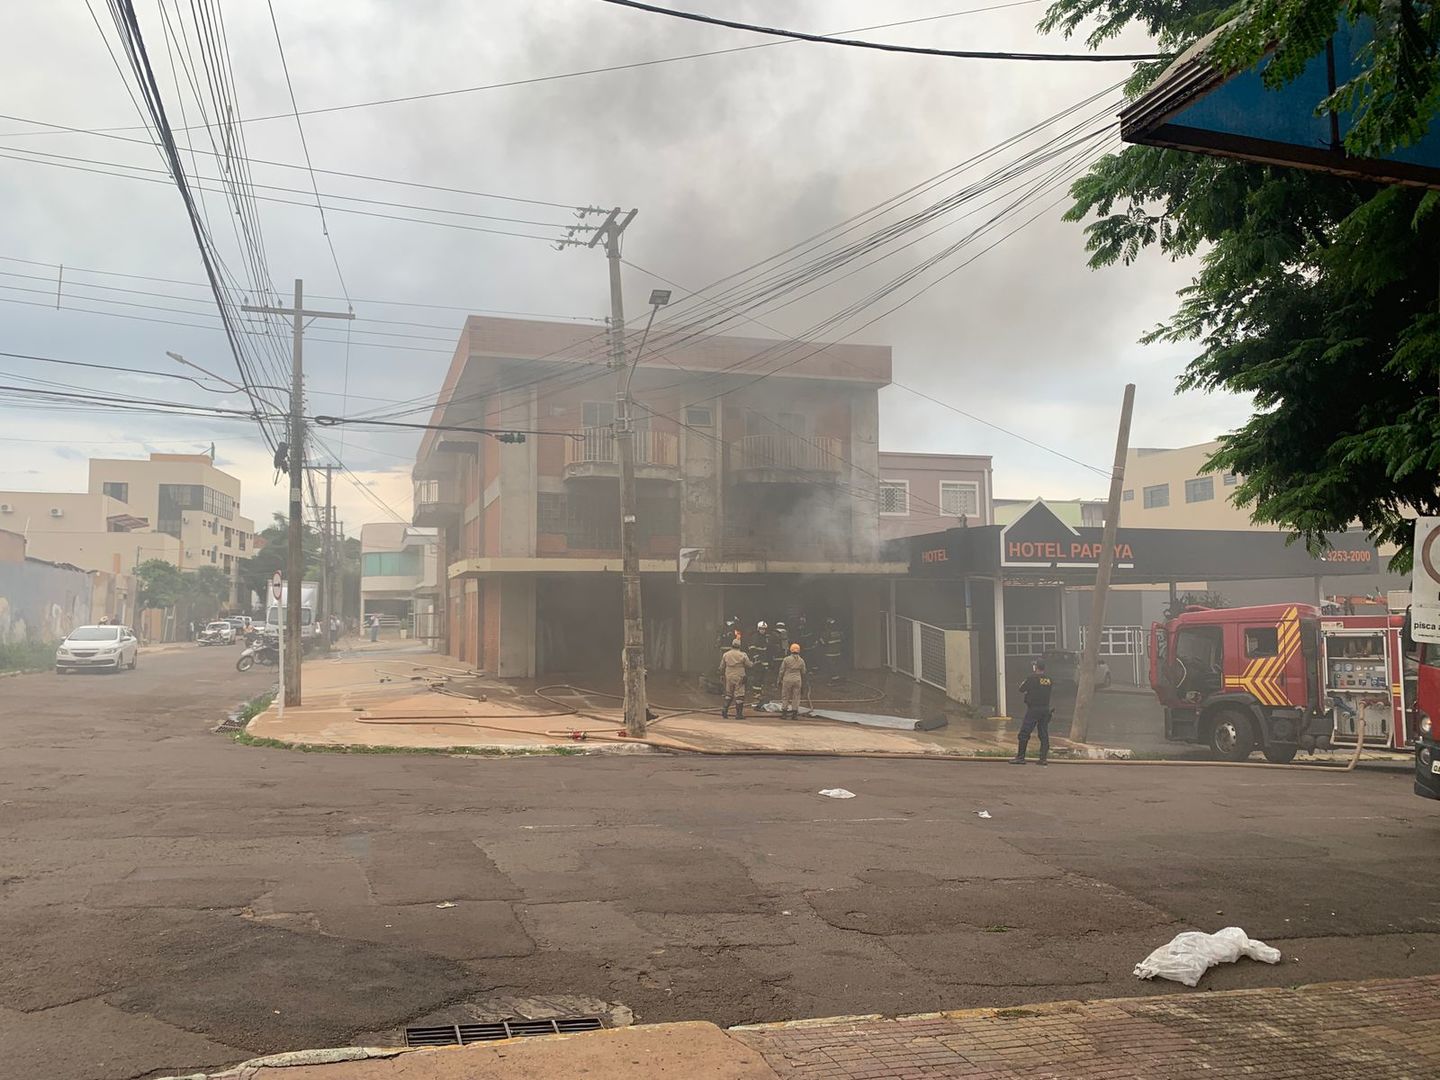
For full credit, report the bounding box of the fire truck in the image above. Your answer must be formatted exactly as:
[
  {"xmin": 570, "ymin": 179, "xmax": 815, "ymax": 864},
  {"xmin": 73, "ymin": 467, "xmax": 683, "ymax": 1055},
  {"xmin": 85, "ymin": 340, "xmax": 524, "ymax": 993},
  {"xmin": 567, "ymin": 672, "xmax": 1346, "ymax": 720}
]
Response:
[{"xmin": 1149, "ymin": 604, "xmax": 1435, "ymax": 780}]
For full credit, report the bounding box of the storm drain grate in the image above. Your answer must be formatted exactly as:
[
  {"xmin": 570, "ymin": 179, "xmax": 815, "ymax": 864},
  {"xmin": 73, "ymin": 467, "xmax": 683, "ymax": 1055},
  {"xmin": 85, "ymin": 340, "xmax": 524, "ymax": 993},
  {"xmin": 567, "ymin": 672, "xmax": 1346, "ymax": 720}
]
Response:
[{"xmin": 405, "ymin": 1016, "xmax": 604, "ymax": 1046}]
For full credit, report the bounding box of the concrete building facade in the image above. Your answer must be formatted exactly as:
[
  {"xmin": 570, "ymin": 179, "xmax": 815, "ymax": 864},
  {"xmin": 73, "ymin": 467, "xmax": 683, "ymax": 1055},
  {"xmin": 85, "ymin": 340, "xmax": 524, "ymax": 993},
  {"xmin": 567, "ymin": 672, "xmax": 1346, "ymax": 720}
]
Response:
[
  {"xmin": 360, "ymin": 522, "xmax": 439, "ymax": 638},
  {"xmin": 1118, "ymin": 441, "xmax": 1251, "ymax": 529},
  {"xmin": 876, "ymin": 452, "xmax": 993, "ymax": 540},
  {"xmin": 86, "ymin": 453, "xmax": 255, "ymax": 603},
  {"xmin": 414, "ymin": 316, "xmax": 905, "ymax": 677}
]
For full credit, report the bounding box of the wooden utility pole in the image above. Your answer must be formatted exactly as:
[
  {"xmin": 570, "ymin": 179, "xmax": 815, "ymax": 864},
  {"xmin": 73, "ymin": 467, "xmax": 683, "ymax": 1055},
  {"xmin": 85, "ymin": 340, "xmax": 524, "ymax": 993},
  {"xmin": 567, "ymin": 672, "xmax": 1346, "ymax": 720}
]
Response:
[
  {"xmin": 588, "ymin": 208, "xmax": 646, "ymax": 736},
  {"xmin": 1071, "ymin": 383, "xmax": 1136, "ymax": 744},
  {"xmin": 241, "ymin": 280, "xmax": 353, "ymax": 705}
]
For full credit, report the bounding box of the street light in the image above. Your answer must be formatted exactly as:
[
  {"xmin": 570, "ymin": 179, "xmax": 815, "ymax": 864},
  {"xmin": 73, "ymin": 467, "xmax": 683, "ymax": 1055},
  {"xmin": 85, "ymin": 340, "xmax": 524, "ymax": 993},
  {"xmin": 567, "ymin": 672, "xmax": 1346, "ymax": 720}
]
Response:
[
  {"xmin": 165, "ymin": 352, "xmax": 289, "ymax": 408},
  {"xmin": 622, "ymin": 289, "xmax": 672, "ymax": 404}
]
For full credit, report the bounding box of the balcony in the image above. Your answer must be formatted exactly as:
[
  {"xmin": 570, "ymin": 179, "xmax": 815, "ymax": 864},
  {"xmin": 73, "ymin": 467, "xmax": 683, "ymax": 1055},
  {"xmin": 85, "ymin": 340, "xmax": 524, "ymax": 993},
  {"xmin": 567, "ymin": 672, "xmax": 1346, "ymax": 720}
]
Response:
[
  {"xmin": 562, "ymin": 427, "xmax": 679, "ymax": 482},
  {"xmin": 412, "ymin": 480, "xmax": 460, "ymax": 528},
  {"xmin": 729, "ymin": 435, "xmax": 842, "ymax": 484}
]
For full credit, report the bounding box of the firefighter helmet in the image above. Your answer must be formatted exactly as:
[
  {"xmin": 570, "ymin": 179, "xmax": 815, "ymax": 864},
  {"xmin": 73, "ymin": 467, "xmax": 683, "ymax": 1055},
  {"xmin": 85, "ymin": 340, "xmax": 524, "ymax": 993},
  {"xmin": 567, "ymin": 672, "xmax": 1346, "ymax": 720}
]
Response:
[{"xmin": 790, "ymin": 642, "xmax": 801, "ymax": 653}]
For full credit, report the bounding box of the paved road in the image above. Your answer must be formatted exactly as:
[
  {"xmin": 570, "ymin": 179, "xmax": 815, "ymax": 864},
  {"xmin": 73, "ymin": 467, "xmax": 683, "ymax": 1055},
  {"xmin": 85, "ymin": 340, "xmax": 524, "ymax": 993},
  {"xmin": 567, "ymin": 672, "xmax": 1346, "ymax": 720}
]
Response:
[{"xmin": 2, "ymin": 647, "xmax": 1437, "ymax": 1080}]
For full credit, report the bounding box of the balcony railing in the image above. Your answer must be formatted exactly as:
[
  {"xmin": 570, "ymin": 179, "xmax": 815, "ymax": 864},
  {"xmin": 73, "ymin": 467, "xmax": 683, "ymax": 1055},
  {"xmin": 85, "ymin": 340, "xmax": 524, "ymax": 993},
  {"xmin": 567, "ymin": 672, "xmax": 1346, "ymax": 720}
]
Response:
[
  {"xmin": 563, "ymin": 428, "xmax": 679, "ymax": 473},
  {"xmin": 412, "ymin": 480, "xmax": 460, "ymax": 527},
  {"xmin": 730, "ymin": 435, "xmax": 842, "ymax": 476}
]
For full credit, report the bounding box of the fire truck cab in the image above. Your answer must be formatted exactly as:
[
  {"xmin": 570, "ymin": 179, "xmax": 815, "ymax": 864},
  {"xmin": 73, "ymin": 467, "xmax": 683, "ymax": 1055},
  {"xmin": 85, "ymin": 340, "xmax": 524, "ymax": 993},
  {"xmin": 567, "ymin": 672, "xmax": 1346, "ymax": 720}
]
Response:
[{"xmin": 1151, "ymin": 603, "xmax": 1326, "ymax": 762}]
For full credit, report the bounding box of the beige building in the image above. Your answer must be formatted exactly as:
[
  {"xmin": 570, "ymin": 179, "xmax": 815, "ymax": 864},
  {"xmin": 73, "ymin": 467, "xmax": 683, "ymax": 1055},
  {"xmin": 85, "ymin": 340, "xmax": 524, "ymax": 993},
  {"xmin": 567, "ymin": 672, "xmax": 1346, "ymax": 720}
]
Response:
[
  {"xmin": 86, "ymin": 453, "xmax": 255, "ymax": 602},
  {"xmin": 0, "ymin": 490, "xmax": 180, "ymax": 576},
  {"xmin": 877, "ymin": 452, "xmax": 993, "ymax": 540},
  {"xmin": 1118, "ymin": 440, "xmax": 1254, "ymax": 529},
  {"xmin": 360, "ymin": 523, "xmax": 440, "ymax": 639}
]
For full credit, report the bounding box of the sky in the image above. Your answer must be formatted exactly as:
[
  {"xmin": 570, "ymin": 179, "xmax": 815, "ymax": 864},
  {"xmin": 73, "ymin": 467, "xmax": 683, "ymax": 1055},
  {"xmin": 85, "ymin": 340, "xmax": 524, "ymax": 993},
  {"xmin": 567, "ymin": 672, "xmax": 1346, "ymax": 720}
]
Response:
[{"xmin": 0, "ymin": 0, "xmax": 1252, "ymax": 532}]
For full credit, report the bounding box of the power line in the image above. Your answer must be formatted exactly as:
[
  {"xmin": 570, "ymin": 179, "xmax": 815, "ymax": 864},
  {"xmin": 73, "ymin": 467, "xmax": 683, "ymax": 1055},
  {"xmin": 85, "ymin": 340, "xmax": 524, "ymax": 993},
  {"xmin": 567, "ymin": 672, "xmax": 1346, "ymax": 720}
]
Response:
[
  {"xmin": 3, "ymin": 2, "xmax": 1049, "ymax": 140},
  {"xmin": 264, "ymin": 0, "xmax": 350, "ymax": 305},
  {"xmin": 597, "ymin": 0, "xmax": 1167, "ymax": 62}
]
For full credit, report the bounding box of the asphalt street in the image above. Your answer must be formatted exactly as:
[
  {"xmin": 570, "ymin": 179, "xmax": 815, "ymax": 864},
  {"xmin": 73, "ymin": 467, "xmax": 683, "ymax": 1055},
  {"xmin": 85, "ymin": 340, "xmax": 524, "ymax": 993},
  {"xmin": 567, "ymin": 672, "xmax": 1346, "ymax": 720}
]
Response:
[{"xmin": 1, "ymin": 646, "xmax": 1437, "ymax": 1080}]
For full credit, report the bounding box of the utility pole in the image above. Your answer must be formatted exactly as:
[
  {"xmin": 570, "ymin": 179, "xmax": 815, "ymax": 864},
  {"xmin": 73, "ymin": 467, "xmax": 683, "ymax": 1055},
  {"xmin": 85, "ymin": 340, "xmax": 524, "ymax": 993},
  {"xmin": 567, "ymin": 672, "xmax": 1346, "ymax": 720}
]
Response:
[
  {"xmin": 241, "ymin": 280, "xmax": 353, "ymax": 706},
  {"xmin": 324, "ymin": 465, "xmax": 335, "ymax": 643},
  {"xmin": 1071, "ymin": 383, "xmax": 1136, "ymax": 744},
  {"xmin": 587, "ymin": 208, "xmax": 646, "ymax": 736}
]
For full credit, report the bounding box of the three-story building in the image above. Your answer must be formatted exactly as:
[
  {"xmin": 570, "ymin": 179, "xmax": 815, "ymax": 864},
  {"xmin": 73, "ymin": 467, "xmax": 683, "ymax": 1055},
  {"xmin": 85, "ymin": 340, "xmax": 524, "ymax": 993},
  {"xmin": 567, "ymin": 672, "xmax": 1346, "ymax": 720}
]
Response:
[{"xmin": 414, "ymin": 316, "xmax": 905, "ymax": 677}]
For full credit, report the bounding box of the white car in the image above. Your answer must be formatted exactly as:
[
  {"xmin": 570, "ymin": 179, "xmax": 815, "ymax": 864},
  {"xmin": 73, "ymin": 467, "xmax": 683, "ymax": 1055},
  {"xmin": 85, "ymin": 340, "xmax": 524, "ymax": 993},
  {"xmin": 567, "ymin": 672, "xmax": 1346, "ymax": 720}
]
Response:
[
  {"xmin": 200, "ymin": 621, "xmax": 237, "ymax": 646},
  {"xmin": 56, "ymin": 625, "xmax": 139, "ymax": 674}
]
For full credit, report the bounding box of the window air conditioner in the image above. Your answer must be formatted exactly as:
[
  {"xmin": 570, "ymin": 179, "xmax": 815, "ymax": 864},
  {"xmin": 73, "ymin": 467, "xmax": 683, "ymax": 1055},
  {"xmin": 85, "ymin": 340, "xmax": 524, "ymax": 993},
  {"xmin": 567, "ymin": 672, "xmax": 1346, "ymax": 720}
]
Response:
[
  {"xmin": 0, "ymin": 504, "xmax": 12, "ymax": 513},
  {"xmin": 50, "ymin": 508, "xmax": 64, "ymax": 518}
]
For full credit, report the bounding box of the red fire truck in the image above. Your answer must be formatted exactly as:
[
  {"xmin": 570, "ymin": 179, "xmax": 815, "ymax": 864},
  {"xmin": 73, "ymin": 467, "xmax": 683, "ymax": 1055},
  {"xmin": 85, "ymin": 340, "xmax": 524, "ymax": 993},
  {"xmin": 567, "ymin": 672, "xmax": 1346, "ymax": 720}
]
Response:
[{"xmin": 1149, "ymin": 603, "xmax": 1436, "ymax": 783}]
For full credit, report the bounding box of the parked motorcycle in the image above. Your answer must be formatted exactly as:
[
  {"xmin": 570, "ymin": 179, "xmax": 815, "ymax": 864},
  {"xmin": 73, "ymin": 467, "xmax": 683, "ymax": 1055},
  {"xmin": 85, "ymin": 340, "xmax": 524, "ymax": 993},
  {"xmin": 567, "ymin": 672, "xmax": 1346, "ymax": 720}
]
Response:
[{"xmin": 236, "ymin": 633, "xmax": 279, "ymax": 672}]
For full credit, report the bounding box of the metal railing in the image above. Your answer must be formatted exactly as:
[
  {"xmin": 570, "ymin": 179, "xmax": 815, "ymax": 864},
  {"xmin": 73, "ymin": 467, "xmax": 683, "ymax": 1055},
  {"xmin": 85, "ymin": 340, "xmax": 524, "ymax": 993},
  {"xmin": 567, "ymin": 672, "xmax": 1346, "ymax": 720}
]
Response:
[
  {"xmin": 730, "ymin": 434, "xmax": 842, "ymax": 473},
  {"xmin": 564, "ymin": 428, "xmax": 678, "ymax": 468}
]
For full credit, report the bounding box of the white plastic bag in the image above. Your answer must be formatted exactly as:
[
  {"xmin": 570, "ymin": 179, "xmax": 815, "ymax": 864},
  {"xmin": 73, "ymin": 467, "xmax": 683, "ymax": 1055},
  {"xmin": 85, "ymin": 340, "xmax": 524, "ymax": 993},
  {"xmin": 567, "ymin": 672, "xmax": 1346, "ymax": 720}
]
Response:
[
  {"xmin": 818, "ymin": 788, "xmax": 856, "ymax": 799},
  {"xmin": 1133, "ymin": 927, "xmax": 1281, "ymax": 987}
]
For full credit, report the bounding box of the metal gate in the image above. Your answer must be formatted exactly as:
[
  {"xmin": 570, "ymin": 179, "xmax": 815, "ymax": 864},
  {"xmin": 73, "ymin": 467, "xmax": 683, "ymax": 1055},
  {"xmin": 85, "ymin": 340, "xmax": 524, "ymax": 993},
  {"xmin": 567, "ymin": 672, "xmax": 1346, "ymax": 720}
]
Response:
[
  {"xmin": 1078, "ymin": 624, "xmax": 1147, "ymax": 684},
  {"xmin": 887, "ymin": 614, "xmax": 947, "ymax": 690}
]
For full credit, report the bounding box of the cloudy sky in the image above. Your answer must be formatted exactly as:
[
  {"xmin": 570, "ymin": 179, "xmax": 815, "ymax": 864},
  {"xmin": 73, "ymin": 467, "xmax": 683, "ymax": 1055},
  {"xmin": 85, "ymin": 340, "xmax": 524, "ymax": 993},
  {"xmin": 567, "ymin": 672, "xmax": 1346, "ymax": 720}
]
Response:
[{"xmin": 0, "ymin": 0, "xmax": 1249, "ymax": 531}]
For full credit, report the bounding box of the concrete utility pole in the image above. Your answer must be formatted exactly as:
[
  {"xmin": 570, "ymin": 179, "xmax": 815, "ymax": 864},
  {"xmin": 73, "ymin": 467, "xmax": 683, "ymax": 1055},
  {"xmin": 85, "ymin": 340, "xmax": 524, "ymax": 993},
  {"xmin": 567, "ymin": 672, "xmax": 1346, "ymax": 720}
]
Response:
[
  {"xmin": 324, "ymin": 465, "xmax": 335, "ymax": 639},
  {"xmin": 241, "ymin": 280, "xmax": 353, "ymax": 706},
  {"xmin": 587, "ymin": 208, "xmax": 646, "ymax": 736},
  {"xmin": 1071, "ymin": 383, "xmax": 1136, "ymax": 744}
]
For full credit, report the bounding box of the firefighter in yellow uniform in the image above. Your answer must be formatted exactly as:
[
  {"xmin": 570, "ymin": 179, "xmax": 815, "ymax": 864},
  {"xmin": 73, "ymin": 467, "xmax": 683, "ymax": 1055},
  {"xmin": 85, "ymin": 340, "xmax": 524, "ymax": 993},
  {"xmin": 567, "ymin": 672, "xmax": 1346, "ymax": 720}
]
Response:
[
  {"xmin": 720, "ymin": 642, "xmax": 753, "ymax": 719},
  {"xmin": 778, "ymin": 642, "xmax": 808, "ymax": 720}
]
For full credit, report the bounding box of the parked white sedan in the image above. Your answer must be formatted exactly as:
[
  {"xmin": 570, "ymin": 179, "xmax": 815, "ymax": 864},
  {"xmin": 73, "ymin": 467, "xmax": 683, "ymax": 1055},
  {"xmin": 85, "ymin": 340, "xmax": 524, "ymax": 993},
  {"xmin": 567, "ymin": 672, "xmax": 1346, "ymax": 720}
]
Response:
[{"xmin": 55, "ymin": 625, "xmax": 139, "ymax": 674}]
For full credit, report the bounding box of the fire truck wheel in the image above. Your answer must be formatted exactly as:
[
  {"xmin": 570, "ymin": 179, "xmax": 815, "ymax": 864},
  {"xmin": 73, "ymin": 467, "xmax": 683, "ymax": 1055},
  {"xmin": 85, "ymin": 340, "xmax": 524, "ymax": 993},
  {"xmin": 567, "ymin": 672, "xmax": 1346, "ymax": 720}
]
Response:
[
  {"xmin": 1262, "ymin": 743, "xmax": 1299, "ymax": 764},
  {"xmin": 1208, "ymin": 708, "xmax": 1255, "ymax": 761}
]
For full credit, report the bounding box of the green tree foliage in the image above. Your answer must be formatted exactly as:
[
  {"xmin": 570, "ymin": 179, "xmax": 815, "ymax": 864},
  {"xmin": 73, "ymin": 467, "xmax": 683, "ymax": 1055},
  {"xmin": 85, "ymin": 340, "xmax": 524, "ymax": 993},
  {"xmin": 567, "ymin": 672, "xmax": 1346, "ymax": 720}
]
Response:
[
  {"xmin": 237, "ymin": 512, "xmax": 321, "ymax": 611},
  {"xmin": 1041, "ymin": 0, "xmax": 1440, "ymax": 568},
  {"xmin": 135, "ymin": 558, "xmax": 187, "ymax": 610},
  {"xmin": 186, "ymin": 565, "xmax": 233, "ymax": 619}
]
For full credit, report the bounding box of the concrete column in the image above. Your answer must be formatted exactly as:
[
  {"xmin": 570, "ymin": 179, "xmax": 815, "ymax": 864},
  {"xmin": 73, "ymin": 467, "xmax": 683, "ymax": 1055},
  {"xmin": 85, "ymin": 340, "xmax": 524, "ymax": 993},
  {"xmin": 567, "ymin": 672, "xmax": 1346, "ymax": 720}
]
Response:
[
  {"xmin": 848, "ymin": 390, "xmax": 880, "ymax": 560},
  {"xmin": 497, "ymin": 574, "xmax": 536, "ymax": 677},
  {"xmin": 680, "ymin": 396, "xmax": 720, "ymax": 554},
  {"xmin": 993, "ymin": 576, "xmax": 1008, "ymax": 717},
  {"xmin": 498, "ymin": 388, "xmax": 537, "ymax": 557}
]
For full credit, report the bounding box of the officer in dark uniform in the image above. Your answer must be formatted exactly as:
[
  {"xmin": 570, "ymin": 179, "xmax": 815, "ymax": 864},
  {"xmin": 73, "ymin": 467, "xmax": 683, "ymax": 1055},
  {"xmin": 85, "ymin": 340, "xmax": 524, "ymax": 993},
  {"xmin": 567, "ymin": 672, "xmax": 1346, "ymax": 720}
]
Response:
[
  {"xmin": 794, "ymin": 614, "xmax": 816, "ymax": 657},
  {"xmin": 766, "ymin": 622, "xmax": 788, "ymax": 693},
  {"xmin": 1009, "ymin": 659, "xmax": 1054, "ymax": 765},
  {"xmin": 718, "ymin": 616, "xmax": 742, "ymax": 653},
  {"xmin": 748, "ymin": 621, "xmax": 773, "ymax": 704}
]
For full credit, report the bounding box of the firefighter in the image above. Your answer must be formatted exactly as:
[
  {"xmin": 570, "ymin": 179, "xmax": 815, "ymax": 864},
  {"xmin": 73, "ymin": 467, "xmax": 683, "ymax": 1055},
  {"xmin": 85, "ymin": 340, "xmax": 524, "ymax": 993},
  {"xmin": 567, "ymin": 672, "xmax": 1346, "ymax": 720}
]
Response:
[
  {"xmin": 822, "ymin": 617, "xmax": 844, "ymax": 682},
  {"xmin": 748, "ymin": 621, "xmax": 773, "ymax": 704},
  {"xmin": 719, "ymin": 639, "xmax": 753, "ymax": 719},
  {"xmin": 794, "ymin": 614, "xmax": 816, "ymax": 657},
  {"xmin": 718, "ymin": 615, "xmax": 742, "ymax": 653},
  {"xmin": 778, "ymin": 641, "xmax": 808, "ymax": 719},
  {"xmin": 1009, "ymin": 659, "xmax": 1054, "ymax": 766},
  {"xmin": 766, "ymin": 622, "xmax": 788, "ymax": 692}
]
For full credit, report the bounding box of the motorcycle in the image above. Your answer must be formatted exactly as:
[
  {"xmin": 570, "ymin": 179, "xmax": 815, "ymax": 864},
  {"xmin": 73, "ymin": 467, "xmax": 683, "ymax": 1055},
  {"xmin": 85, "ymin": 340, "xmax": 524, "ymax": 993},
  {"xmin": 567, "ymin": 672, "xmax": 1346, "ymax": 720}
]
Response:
[{"xmin": 236, "ymin": 632, "xmax": 279, "ymax": 672}]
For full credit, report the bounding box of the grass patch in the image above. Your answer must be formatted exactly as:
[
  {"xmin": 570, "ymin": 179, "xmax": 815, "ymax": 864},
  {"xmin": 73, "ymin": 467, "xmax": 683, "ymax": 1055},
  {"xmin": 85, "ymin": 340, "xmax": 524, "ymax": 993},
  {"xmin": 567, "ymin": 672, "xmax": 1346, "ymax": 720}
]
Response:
[
  {"xmin": 236, "ymin": 690, "xmax": 276, "ymax": 725},
  {"xmin": 0, "ymin": 639, "xmax": 58, "ymax": 674},
  {"xmin": 994, "ymin": 1008, "xmax": 1040, "ymax": 1019},
  {"xmin": 231, "ymin": 730, "xmax": 584, "ymax": 757}
]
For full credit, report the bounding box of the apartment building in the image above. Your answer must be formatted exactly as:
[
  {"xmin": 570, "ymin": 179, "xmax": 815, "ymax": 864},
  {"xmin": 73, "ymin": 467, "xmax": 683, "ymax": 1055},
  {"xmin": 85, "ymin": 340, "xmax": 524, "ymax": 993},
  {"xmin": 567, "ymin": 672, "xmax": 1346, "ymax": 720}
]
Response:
[
  {"xmin": 86, "ymin": 453, "xmax": 255, "ymax": 603},
  {"xmin": 1117, "ymin": 441, "xmax": 1252, "ymax": 529},
  {"xmin": 876, "ymin": 452, "xmax": 993, "ymax": 541},
  {"xmin": 414, "ymin": 316, "xmax": 903, "ymax": 677}
]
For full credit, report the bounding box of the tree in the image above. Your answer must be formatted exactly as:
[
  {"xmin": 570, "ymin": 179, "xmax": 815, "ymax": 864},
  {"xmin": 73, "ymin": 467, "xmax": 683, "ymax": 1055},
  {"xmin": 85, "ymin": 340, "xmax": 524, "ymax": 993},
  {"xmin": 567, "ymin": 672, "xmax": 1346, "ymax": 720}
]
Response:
[
  {"xmin": 136, "ymin": 559, "xmax": 187, "ymax": 611},
  {"xmin": 237, "ymin": 512, "xmax": 321, "ymax": 611},
  {"xmin": 1041, "ymin": 0, "xmax": 1440, "ymax": 569},
  {"xmin": 186, "ymin": 565, "xmax": 233, "ymax": 619}
]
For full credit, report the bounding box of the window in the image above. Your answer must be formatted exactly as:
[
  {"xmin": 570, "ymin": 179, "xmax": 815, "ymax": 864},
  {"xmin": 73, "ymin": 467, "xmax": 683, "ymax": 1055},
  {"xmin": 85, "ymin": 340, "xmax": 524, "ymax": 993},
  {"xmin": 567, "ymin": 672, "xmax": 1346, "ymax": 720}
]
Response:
[
  {"xmin": 1142, "ymin": 483, "xmax": 1170, "ymax": 509},
  {"xmin": 582, "ymin": 401, "xmax": 615, "ymax": 430},
  {"xmin": 1223, "ymin": 473, "xmax": 1238, "ymax": 486},
  {"xmin": 1005, "ymin": 625, "xmax": 1058, "ymax": 656},
  {"xmin": 878, "ymin": 480, "xmax": 909, "ymax": 515},
  {"xmin": 238, "ymin": 532, "xmax": 247, "ymax": 552},
  {"xmin": 1122, "ymin": 489, "xmax": 1134, "ymax": 502},
  {"xmin": 223, "ymin": 527, "xmax": 233, "ymax": 547},
  {"xmin": 1078, "ymin": 625, "xmax": 1144, "ymax": 654},
  {"xmin": 362, "ymin": 551, "xmax": 422, "ymax": 577},
  {"xmin": 537, "ymin": 493, "xmax": 568, "ymax": 533},
  {"xmin": 223, "ymin": 554, "xmax": 232, "ymax": 573},
  {"xmin": 684, "ymin": 406, "xmax": 714, "ymax": 427},
  {"xmin": 1185, "ymin": 476, "xmax": 1215, "ymax": 503},
  {"xmin": 745, "ymin": 410, "xmax": 808, "ymax": 436},
  {"xmin": 102, "ymin": 481, "xmax": 128, "ymax": 503},
  {"xmin": 939, "ymin": 481, "xmax": 979, "ymax": 519},
  {"xmin": 1244, "ymin": 626, "xmax": 1278, "ymax": 658}
]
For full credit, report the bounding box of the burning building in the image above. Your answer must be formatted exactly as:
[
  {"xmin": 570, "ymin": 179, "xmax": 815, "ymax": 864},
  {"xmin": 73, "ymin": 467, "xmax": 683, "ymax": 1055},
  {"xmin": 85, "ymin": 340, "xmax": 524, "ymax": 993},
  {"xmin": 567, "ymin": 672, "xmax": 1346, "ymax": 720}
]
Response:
[{"xmin": 412, "ymin": 316, "xmax": 906, "ymax": 677}]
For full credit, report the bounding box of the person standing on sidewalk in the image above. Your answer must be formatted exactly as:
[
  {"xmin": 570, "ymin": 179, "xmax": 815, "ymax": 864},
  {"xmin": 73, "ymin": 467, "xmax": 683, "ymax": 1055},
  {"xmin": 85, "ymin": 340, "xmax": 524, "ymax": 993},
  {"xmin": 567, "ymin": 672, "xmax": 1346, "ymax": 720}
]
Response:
[
  {"xmin": 778, "ymin": 642, "xmax": 808, "ymax": 720},
  {"xmin": 1009, "ymin": 659, "xmax": 1054, "ymax": 765},
  {"xmin": 719, "ymin": 641, "xmax": 753, "ymax": 719},
  {"xmin": 368, "ymin": 612, "xmax": 380, "ymax": 642}
]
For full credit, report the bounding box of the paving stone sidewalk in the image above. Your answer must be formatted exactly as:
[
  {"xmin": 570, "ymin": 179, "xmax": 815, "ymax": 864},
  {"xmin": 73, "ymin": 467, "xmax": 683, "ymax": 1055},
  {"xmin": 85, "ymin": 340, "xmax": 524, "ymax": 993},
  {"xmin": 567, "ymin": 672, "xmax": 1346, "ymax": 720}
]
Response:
[{"xmin": 731, "ymin": 976, "xmax": 1440, "ymax": 1079}]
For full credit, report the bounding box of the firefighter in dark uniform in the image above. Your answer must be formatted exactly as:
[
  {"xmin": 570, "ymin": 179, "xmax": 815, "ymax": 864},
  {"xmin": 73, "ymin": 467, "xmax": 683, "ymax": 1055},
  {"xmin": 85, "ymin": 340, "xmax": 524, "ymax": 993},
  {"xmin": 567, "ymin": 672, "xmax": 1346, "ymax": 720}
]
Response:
[
  {"xmin": 766, "ymin": 622, "xmax": 788, "ymax": 694},
  {"xmin": 794, "ymin": 614, "xmax": 816, "ymax": 658},
  {"xmin": 748, "ymin": 621, "xmax": 773, "ymax": 704},
  {"xmin": 1009, "ymin": 659, "xmax": 1054, "ymax": 766},
  {"xmin": 821, "ymin": 617, "xmax": 844, "ymax": 683},
  {"xmin": 718, "ymin": 616, "xmax": 742, "ymax": 653}
]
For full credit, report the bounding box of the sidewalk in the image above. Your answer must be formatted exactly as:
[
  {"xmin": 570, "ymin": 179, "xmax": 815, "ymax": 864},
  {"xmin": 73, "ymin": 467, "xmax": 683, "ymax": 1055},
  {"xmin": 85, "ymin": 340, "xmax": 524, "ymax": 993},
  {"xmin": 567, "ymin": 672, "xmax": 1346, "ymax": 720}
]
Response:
[{"xmin": 173, "ymin": 976, "xmax": 1440, "ymax": 1079}]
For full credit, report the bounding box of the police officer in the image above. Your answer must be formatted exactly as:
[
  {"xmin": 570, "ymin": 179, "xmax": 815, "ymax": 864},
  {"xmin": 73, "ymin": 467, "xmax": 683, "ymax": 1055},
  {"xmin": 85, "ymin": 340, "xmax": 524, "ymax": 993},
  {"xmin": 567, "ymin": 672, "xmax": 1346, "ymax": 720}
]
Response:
[
  {"xmin": 822, "ymin": 617, "xmax": 844, "ymax": 683},
  {"xmin": 719, "ymin": 639, "xmax": 753, "ymax": 719},
  {"xmin": 778, "ymin": 642, "xmax": 808, "ymax": 719},
  {"xmin": 1010, "ymin": 659, "xmax": 1054, "ymax": 765},
  {"xmin": 748, "ymin": 621, "xmax": 773, "ymax": 704}
]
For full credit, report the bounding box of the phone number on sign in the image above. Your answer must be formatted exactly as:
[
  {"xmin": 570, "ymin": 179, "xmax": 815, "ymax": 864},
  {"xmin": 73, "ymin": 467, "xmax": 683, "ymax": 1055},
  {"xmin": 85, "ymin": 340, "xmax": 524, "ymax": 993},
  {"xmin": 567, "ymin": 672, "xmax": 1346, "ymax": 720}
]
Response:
[{"xmin": 1320, "ymin": 550, "xmax": 1373, "ymax": 563}]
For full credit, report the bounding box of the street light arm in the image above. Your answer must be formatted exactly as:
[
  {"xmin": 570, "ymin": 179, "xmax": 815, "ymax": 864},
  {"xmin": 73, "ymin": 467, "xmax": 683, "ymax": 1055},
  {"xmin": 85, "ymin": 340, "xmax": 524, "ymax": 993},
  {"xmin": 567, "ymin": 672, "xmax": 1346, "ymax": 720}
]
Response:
[{"xmin": 622, "ymin": 302, "xmax": 662, "ymax": 406}]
